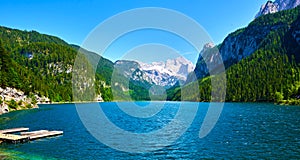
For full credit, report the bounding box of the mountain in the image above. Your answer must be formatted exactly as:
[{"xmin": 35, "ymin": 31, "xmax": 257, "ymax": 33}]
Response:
[
  {"xmin": 0, "ymin": 26, "xmax": 114, "ymax": 104},
  {"xmin": 114, "ymin": 57, "xmax": 194, "ymax": 89},
  {"xmin": 113, "ymin": 57, "xmax": 194, "ymax": 101},
  {"xmin": 140, "ymin": 56, "xmax": 195, "ymax": 82},
  {"xmin": 255, "ymin": 0, "xmax": 300, "ymax": 18},
  {"xmin": 190, "ymin": 5, "xmax": 300, "ymax": 81},
  {"xmin": 170, "ymin": 6, "xmax": 300, "ymax": 103}
]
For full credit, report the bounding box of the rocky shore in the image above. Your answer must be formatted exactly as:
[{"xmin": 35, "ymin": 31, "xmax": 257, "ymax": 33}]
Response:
[{"xmin": 0, "ymin": 87, "xmax": 50, "ymax": 115}]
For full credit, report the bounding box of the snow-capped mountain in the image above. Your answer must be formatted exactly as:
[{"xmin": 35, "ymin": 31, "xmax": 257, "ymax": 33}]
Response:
[
  {"xmin": 114, "ymin": 57, "xmax": 194, "ymax": 88},
  {"xmin": 256, "ymin": 0, "xmax": 300, "ymax": 18},
  {"xmin": 132, "ymin": 68, "xmax": 179, "ymax": 87},
  {"xmin": 139, "ymin": 56, "xmax": 194, "ymax": 82}
]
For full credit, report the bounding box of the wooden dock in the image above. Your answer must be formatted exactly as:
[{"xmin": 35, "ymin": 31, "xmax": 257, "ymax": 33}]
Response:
[
  {"xmin": 0, "ymin": 128, "xmax": 29, "ymax": 134},
  {"xmin": 0, "ymin": 128, "xmax": 63, "ymax": 143},
  {"xmin": 29, "ymin": 131, "xmax": 63, "ymax": 140},
  {"xmin": 0, "ymin": 134, "xmax": 29, "ymax": 143}
]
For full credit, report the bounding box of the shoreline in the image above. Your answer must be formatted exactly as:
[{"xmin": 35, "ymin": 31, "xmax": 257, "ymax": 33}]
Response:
[{"xmin": 1, "ymin": 100, "xmax": 299, "ymax": 116}]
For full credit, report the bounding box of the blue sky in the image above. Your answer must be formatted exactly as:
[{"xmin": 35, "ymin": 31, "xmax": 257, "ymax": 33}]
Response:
[{"xmin": 0, "ymin": 0, "xmax": 266, "ymax": 63}]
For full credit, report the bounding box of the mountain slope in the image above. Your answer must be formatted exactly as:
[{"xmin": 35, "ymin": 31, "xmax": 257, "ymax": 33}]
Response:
[
  {"xmin": 170, "ymin": 6, "xmax": 300, "ymax": 103},
  {"xmin": 0, "ymin": 26, "xmax": 114, "ymax": 102},
  {"xmin": 190, "ymin": 6, "xmax": 300, "ymax": 80}
]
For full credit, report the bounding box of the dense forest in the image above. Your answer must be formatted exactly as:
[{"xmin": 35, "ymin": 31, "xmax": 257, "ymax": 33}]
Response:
[
  {"xmin": 168, "ymin": 6, "xmax": 300, "ymax": 104},
  {"xmin": 0, "ymin": 26, "xmax": 114, "ymax": 102}
]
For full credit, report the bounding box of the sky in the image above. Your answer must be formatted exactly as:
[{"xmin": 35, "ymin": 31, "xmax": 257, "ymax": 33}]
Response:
[{"xmin": 0, "ymin": 0, "xmax": 266, "ymax": 64}]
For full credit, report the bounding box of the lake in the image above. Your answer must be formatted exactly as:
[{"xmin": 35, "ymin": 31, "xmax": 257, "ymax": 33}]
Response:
[{"xmin": 0, "ymin": 102, "xmax": 299, "ymax": 159}]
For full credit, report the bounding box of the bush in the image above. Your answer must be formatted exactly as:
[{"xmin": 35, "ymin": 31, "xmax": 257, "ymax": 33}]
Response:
[
  {"xmin": 8, "ymin": 100, "xmax": 18, "ymax": 109},
  {"xmin": 275, "ymin": 92, "xmax": 284, "ymax": 102},
  {"xmin": 18, "ymin": 100, "xmax": 23, "ymax": 106},
  {"xmin": 25, "ymin": 104, "xmax": 32, "ymax": 109}
]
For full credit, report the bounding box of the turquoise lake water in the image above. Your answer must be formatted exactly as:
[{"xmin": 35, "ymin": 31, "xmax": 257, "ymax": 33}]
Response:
[{"xmin": 0, "ymin": 102, "xmax": 299, "ymax": 159}]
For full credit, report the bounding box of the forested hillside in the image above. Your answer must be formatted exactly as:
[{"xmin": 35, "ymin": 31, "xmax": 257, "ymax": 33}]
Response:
[
  {"xmin": 168, "ymin": 6, "xmax": 300, "ymax": 104},
  {"xmin": 0, "ymin": 26, "xmax": 113, "ymax": 102}
]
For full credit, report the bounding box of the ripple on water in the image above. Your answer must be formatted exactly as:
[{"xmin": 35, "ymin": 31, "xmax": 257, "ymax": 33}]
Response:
[{"xmin": 0, "ymin": 102, "xmax": 299, "ymax": 159}]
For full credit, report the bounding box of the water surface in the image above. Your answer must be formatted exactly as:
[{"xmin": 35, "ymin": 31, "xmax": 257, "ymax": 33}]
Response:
[{"xmin": 0, "ymin": 102, "xmax": 299, "ymax": 159}]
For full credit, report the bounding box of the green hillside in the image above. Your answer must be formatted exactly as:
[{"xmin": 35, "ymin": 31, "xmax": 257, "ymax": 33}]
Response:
[
  {"xmin": 168, "ymin": 6, "xmax": 300, "ymax": 104},
  {"xmin": 0, "ymin": 26, "xmax": 114, "ymax": 102}
]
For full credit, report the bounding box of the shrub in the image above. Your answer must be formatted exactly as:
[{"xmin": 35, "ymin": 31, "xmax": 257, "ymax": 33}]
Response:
[{"xmin": 8, "ymin": 100, "xmax": 18, "ymax": 109}]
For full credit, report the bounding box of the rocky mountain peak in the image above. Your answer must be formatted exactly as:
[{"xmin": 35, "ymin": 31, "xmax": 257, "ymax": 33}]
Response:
[
  {"xmin": 140, "ymin": 56, "xmax": 195, "ymax": 82},
  {"xmin": 201, "ymin": 43, "xmax": 215, "ymax": 54},
  {"xmin": 114, "ymin": 57, "xmax": 195, "ymax": 89},
  {"xmin": 256, "ymin": 0, "xmax": 300, "ymax": 18},
  {"xmin": 255, "ymin": 1, "xmax": 279, "ymax": 18}
]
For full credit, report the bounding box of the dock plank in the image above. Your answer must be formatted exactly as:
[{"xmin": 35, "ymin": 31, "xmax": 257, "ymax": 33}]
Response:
[
  {"xmin": 0, "ymin": 128, "xmax": 29, "ymax": 134},
  {"xmin": 21, "ymin": 130, "xmax": 48, "ymax": 136},
  {"xmin": 29, "ymin": 131, "xmax": 63, "ymax": 140}
]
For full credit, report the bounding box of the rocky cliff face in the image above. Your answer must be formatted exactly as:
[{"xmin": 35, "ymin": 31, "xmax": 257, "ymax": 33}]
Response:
[
  {"xmin": 192, "ymin": 25, "xmax": 272, "ymax": 79},
  {"xmin": 191, "ymin": 6, "xmax": 300, "ymax": 81},
  {"xmin": 256, "ymin": 0, "xmax": 300, "ymax": 18},
  {"xmin": 256, "ymin": 1, "xmax": 279, "ymax": 18},
  {"xmin": 276, "ymin": 0, "xmax": 300, "ymax": 10}
]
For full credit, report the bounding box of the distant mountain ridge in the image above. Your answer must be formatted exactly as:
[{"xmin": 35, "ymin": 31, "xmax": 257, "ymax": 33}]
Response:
[
  {"xmin": 139, "ymin": 56, "xmax": 194, "ymax": 82},
  {"xmin": 115, "ymin": 57, "xmax": 194, "ymax": 89},
  {"xmin": 255, "ymin": 0, "xmax": 300, "ymax": 18}
]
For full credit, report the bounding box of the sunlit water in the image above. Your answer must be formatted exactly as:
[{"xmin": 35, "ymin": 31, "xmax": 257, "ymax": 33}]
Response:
[{"xmin": 0, "ymin": 102, "xmax": 299, "ymax": 159}]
